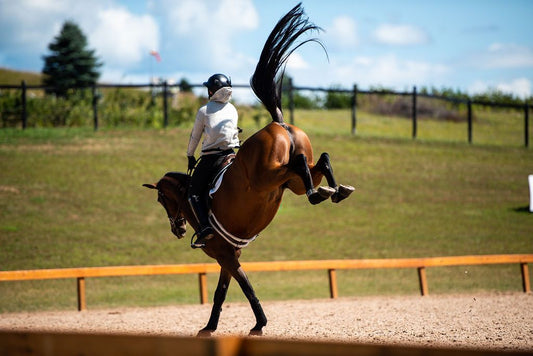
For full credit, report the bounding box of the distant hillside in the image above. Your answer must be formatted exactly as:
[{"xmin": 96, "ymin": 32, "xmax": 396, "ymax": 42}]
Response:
[{"xmin": 0, "ymin": 67, "xmax": 43, "ymax": 86}]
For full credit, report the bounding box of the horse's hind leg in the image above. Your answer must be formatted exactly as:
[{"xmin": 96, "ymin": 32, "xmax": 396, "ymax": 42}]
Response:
[
  {"xmin": 293, "ymin": 153, "xmax": 335, "ymax": 205},
  {"xmin": 314, "ymin": 152, "xmax": 337, "ymax": 187},
  {"xmin": 313, "ymin": 152, "xmax": 355, "ymax": 203},
  {"xmin": 198, "ymin": 268, "xmax": 231, "ymax": 336}
]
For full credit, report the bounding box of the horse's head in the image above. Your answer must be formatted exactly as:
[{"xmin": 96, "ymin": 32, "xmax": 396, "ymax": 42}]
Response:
[{"xmin": 143, "ymin": 172, "xmax": 190, "ymax": 239}]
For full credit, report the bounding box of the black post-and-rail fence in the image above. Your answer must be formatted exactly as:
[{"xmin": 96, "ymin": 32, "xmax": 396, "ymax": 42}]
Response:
[{"xmin": 1, "ymin": 80, "xmax": 530, "ymax": 147}]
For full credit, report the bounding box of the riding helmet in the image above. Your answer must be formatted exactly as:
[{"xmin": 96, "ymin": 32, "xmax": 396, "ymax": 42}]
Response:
[{"xmin": 203, "ymin": 73, "xmax": 232, "ymax": 94}]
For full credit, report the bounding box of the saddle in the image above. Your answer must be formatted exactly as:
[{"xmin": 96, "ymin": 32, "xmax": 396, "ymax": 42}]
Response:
[{"xmin": 208, "ymin": 153, "xmax": 235, "ymax": 198}]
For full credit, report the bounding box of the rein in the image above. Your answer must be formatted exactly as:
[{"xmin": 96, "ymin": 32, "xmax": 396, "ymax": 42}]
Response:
[{"xmin": 158, "ymin": 189, "xmax": 186, "ymax": 232}]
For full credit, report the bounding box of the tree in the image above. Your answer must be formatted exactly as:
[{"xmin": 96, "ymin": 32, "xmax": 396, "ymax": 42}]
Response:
[
  {"xmin": 280, "ymin": 75, "xmax": 322, "ymax": 110},
  {"xmin": 42, "ymin": 21, "xmax": 102, "ymax": 97},
  {"xmin": 179, "ymin": 78, "xmax": 193, "ymax": 92},
  {"xmin": 324, "ymin": 86, "xmax": 352, "ymax": 109}
]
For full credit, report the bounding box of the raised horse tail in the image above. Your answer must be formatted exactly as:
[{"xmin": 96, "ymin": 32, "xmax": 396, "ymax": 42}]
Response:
[{"xmin": 250, "ymin": 2, "xmax": 326, "ymax": 124}]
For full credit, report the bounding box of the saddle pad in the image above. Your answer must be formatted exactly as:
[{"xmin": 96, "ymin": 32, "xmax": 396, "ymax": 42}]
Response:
[
  {"xmin": 528, "ymin": 174, "xmax": 533, "ymax": 213},
  {"xmin": 209, "ymin": 170, "xmax": 226, "ymax": 198},
  {"xmin": 208, "ymin": 160, "xmax": 233, "ymax": 198}
]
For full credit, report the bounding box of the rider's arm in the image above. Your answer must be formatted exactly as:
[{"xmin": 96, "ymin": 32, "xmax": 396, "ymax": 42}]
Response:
[{"xmin": 187, "ymin": 108, "xmax": 205, "ymax": 157}]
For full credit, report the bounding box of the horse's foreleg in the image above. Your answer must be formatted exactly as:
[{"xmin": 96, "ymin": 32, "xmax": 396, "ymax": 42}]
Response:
[
  {"xmin": 198, "ymin": 268, "xmax": 231, "ymax": 336},
  {"xmin": 231, "ymin": 266, "xmax": 267, "ymax": 335},
  {"xmin": 293, "ymin": 153, "xmax": 335, "ymax": 205},
  {"xmin": 313, "ymin": 152, "xmax": 355, "ymax": 203}
]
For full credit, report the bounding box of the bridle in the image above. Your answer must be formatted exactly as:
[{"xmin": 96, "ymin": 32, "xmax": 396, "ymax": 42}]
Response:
[{"xmin": 157, "ymin": 188, "xmax": 186, "ymax": 234}]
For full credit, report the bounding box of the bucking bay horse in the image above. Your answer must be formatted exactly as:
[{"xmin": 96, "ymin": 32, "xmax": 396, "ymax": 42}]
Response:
[{"xmin": 143, "ymin": 3, "xmax": 354, "ymax": 336}]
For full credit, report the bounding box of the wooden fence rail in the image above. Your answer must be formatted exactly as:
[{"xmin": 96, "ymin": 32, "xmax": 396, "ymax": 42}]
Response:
[
  {"xmin": 2, "ymin": 331, "xmax": 530, "ymax": 356},
  {"xmin": 2, "ymin": 81, "xmax": 530, "ymax": 147},
  {"xmin": 1, "ymin": 254, "xmax": 531, "ymax": 311}
]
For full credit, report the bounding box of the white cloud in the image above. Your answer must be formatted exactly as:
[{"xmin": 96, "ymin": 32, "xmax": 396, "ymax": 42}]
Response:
[
  {"xmin": 0, "ymin": 0, "xmax": 160, "ymax": 77},
  {"xmin": 468, "ymin": 81, "xmax": 490, "ymax": 95},
  {"xmin": 326, "ymin": 16, "xmax": 358, "ymax": 49},
  {"xmin": 164, "ymin": 0, "xmax": 258, "ymax": 69},
  {"xmin": 217, "ymin": 0, "xmax": 258, "ymax": 31},
  {"xmin": 331, "ymin": 54, "xmax": 449, "ymax": 89},
  {"xmin": 287, "ymin": 53, "xmax": 309, "ymax": 70},
  {"xmin": 163, "ymin": 0, "xmax": 259, "ymax": 47},
  {"xmin": 90, "ymin": 7, "xmax": 159, "ymax": 67},
  {"xmin": 0, "ymin": 0, "xmax": 73, "ymax": 52},
  {"xmin": 373, "ymin": 24, "xmax": 430, "ymax": 46},
  {"xmin": 481, "ymin": 43, "xmax": 533, "ymax": 69},
  {"xmin": 469, "ymin": 78, "xmax": 531, "ymax": 99},
  {"xmin": 168, "ymin": 0, "xmax": 207, "ymax": 35},
  {"xmin": 353, "ymin": 56, "xmax": 372, "ymax": 66},
  {"xmin": 285, "ymin": 53, "xmax": 450, "ymax": 95},
  {"xmin": 168, "ymin": 0, "xmax": 257, "ymax": 35},
  {"xmin": 497, "ymin": 78, "xmax": 531, "ymax": 98}
]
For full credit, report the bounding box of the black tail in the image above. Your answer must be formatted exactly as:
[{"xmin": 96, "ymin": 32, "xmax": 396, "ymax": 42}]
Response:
[{"xmin": 250, "ymin": 3, "xmax": 325, "ymax": 124}]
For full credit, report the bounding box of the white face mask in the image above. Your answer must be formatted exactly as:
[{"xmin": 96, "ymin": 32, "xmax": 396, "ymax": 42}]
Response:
[{"xmin": 210, "ymin": 87, "xmax": 233, "ymax": 103}]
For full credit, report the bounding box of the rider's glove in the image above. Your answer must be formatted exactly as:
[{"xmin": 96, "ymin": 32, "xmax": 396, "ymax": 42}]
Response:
[{"xmin": 187, "ymin": 155, "xmax": 197, "ymax": 171}]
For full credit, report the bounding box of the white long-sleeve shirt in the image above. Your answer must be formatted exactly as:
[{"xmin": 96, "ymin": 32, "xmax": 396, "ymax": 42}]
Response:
[{"xmin": 186, "ymin": 87, "xmax": 240, "ymax": 157}]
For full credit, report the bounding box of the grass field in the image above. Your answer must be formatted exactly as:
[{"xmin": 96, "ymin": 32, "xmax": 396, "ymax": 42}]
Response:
[{"xmin": 0, "ymin": 109, "xmax": 532, "ymax": 312}]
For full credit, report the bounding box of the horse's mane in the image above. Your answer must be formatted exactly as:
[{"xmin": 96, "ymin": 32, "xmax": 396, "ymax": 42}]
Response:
[
  {"xmin": 250, "ymin": 2, "xmax": 326, "ymax": 124},
  {"xmin": 163, "ymin": 172, "xmax": 190, "ymax": 190},
  {"xmin": 164, "ymin": 171, "xmax": 188, "ymax": 180}
]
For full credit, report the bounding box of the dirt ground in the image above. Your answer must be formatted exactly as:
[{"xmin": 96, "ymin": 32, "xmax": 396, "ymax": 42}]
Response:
[{"xmin": 1, "ymin": 293, "xmax": 532, "ymax": 352}]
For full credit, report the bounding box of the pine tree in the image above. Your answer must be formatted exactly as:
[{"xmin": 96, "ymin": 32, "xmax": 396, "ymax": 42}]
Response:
[{"xmin": 42, "ymin": 21, "xmax": 102, "ymax": 97}]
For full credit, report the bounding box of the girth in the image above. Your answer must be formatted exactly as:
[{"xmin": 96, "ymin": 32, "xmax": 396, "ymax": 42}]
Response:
[{"xmin": 208, "ymin": 210, "xmax": 257, "ymax": 249}]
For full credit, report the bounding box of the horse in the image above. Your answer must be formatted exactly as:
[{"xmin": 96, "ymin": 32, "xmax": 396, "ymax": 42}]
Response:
[{"xmin": 143, "ymin": 3, "xmax": 354, "ymax": 336}]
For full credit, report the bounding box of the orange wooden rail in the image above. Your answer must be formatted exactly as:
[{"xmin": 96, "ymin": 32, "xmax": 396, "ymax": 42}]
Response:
[{"xmin": 1, "ymin": 254, "xmax": 531, "ymax": 311}]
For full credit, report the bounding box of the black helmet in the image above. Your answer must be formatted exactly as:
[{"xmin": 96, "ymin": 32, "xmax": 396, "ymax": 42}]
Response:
[{"xmin": 203, "ymin": 73, "xmax": 232, "ymax": 93}]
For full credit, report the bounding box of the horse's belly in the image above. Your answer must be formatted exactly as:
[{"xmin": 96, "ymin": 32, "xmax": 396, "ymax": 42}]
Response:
[{"xmin": 212, "ymin": 189, "xmax": 283, "ymax": 238}]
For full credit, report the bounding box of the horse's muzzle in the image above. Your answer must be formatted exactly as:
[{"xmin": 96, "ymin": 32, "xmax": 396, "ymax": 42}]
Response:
[{"xmin": 170, "ymin": 220, "xmax": 187, "ymax": 239}]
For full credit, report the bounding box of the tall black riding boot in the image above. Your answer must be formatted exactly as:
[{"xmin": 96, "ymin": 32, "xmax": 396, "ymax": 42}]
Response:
[{"xmin": 188, "ymin": 195, "xmax": 214, "ymax": 248}]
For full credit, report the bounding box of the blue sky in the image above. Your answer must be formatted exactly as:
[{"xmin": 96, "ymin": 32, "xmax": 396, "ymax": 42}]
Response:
[{"xmin": 1, "ymin": 0, "xmax": 532, "ymax": 102}]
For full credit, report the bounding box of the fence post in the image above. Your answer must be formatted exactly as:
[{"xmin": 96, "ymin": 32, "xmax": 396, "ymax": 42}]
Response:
[
  {"xmin": 77, "ymin": 277, "xmax": 86, "ymax": 311},
  {"xmin": 520, "ymin": 263, "xmax": 530, "ymax": 293},
  {"xmin": 417, "ymin": 267, "xmax": 428, "ymax": 296},
  {"xmin": 351, "ymin": 84, "xmax": 357, "ymax": 135},
  {"xmin": 288, "ymin": 77, "xmax": 294, "ymax": 125},
  {"xmin": 21, "ymin": 80, "xmax": 27, "ymax": 129},
  {"xmin": 525, "ymin": 103, "xmax": 529, "ymax": 148},
  {"xmin": 467, "ymin": 99, "xmax": 473, "ymax": 144},
  {"xmin": 328, "ymin": 269, "xmax": 338, "ymax": 299},
  {"xmin": 163, "ymin": 81, "xmax": 168, "ymax": 128},
  {"xmin": 92, "ymin": 85, "xmax": 99, "ymax": 131},
  {"xmin": 412, "ymin": 86, "xmax": 417, "ymax": 139},
  {"xmin": 198, "ymin": 272, "xmax": 208, "ymax": 304}
]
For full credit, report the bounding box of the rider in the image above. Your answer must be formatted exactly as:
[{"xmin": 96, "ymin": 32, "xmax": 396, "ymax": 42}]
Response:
[{"xmin": 187, "ymin": 73, "xmax": 240, "ymax": 249}]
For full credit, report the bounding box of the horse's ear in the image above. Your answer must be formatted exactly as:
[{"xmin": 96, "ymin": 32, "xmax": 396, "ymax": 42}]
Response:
[{"xmin": 143, "ymin": 183, "xmax": 157, "ymax": 190}]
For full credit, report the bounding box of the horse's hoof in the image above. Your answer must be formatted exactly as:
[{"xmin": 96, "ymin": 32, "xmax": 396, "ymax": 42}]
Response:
[
  {"xmin": 308, "ymin": 186, "xmax": 335, "ymax": 205},
  {"xmin": 331, "ymin": 184, "xmax": 354, "ymax": 203},
  {"xmin": 197, "ymin": 329, "xmax": 214, "ymax": 337},
  {"xmin": 249, "ymin": 328, "xmax": 263, "ymax": 336}
]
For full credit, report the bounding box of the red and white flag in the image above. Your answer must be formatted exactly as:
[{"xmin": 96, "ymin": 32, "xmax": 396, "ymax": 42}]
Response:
[{"xmin": 150, "ymin": 50, "xmax": 161, "ymax": 62}]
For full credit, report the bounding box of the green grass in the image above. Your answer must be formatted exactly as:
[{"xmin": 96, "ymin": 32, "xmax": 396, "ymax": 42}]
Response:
[
  {"xmin": 0, "ymin": 110, "xmax": 532, "ymax": 312},
  {"xmin": 0, "ymin": 67, "xmax": 42, "ymax": 86},
  {"xmin": 290, "ymin": 107, "xmax": 529, "ymax": 147}
]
